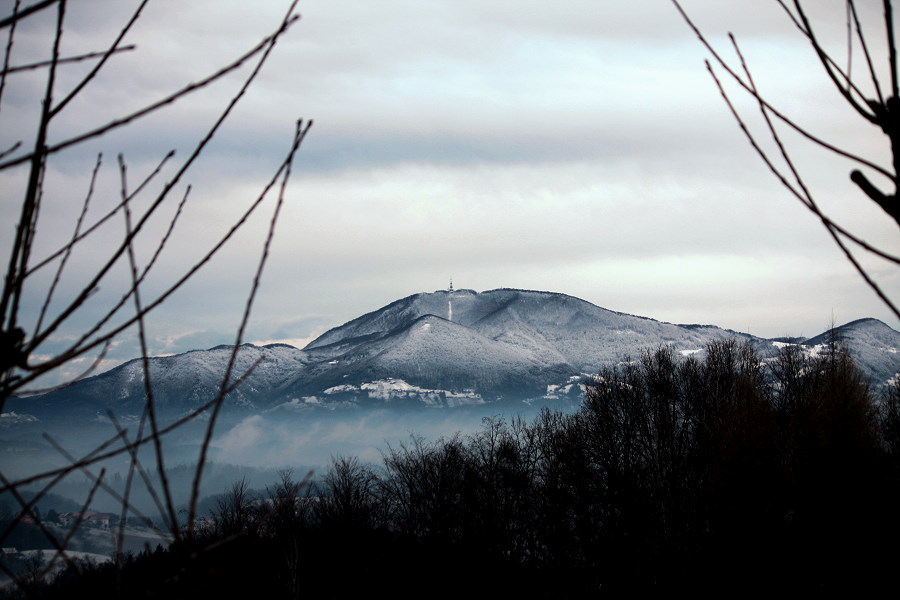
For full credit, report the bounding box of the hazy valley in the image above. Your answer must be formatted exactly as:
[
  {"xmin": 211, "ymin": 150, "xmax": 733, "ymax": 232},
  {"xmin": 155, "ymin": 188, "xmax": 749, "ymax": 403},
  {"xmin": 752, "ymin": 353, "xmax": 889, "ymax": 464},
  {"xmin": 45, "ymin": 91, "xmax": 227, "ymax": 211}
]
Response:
[{"xmin": 3, "ymin": 288, "xmax": 897, "ymax": 479}]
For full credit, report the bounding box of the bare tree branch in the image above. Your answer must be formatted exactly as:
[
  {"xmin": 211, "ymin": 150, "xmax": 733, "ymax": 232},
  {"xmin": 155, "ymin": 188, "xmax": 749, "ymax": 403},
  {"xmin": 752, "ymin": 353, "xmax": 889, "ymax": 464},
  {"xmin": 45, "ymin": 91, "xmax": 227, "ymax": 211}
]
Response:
[
  {"xmin": 0, "ymin": 2, "xmax": 309, "ymax": 591},
  {"xmin": 106, "ymin": 411, "xmax": 174, "ymax": 540},
  {"xmin": 851, "ymin": 168, "xmax": 900, "ymax": 225},
  {"xmin": 19, "ymin": 7, "xmax": 300, "ymax": 364},
  {"xmin": 15, "ymin": 341, "xmax": 111, "ymax": 395},
  {"xmin": 0, "ymin": 424, "xmax": 120, "ymax": 550},
  {"xmin": 672, "ymin": 0, "xmax": 899, "ymax": 320},
  {"xmin": 780, "ymin": 0, "xmax": 878, "ymax": 122},
  {"xmin": 0, "ymin": 0, "xmax": 64, "ymax": 338},
  {"xmin": 0, "ymin": 468, "xmax": 83, "ymax": 575},
  {"xmin": 50, "ymin": 0, "xmax": 148, "ymax": 117},
  {"xmin": 34, "ymin": 154, "xmax": 102, "ymax": 336},
  {"xmin": 23, "ymin": 150, "xmax": 175, "ymax": 279},
  {"xmin": 886, "ymin": 0, "xmax": 899, "ymax": 98},
  {"xmin": 0, "ymin": 13, "xmax": 300, "ymax": 172},
  {"xmin": 849, "ymin": 0, "xmax": 885, "ymax": 105},
  {"xmin": 0, "ymin": 3, "xmax": 305, "ymax": 402},
  {"xmin": 0, "ymin": 45, "xmax": 136, "ymax": 76},
  {"xmin": 14, "ymin": 119, "xmax": 310, "ymax": 394},
  {"xmin": 706, "ymin": 61, "xmax": 900, "ymax": 319},
  {"xmin": 42, "ymin": 432, "xmax": 168, "ymax": 537},
  {"xmin": 1, "ymin": 352, "xmax": 266, "ymax": 494},
  {"xmin": 187, "ymin": 118, "xmax": 307, "ymax": 536},
  {"xmin": 119, "ymin": 153, "xmax": 180, "ymax": 539},
  {"xmin": 0, "ymin": 141, "xmax": 21, "ymax": 160},
  {"xmin": 0, "ymin": 0, "xmax": 59, "ymax": 30},
  {"xmin": 0, "ymin": 0, "xmax": 22, "ymax": 111},
  {"xmin": 671, "ymin": 0, "xmax": 893, "ymax": 180},
  {"xmin": 38, "ymin": 467, "xmax": 106, "ymax": 580}
]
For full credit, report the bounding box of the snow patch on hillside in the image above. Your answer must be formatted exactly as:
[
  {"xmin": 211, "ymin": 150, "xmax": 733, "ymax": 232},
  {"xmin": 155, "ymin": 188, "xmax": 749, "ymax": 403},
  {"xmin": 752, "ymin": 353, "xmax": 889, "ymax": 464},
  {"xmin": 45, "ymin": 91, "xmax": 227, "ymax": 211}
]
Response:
[
  {"xmin": 0, "ymin": 412, "xmax": 38, "ymax": 426},
  {"xmin": 324, "ymin": 378, "xmax": 483, "ymax": 407}
]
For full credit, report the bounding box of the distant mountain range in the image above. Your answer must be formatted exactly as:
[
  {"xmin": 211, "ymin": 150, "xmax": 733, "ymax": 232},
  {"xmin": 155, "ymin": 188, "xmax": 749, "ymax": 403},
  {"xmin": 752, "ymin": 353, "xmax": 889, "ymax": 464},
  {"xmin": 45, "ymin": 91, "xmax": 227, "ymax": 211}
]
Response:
[{"xmin": 7, "ymin": 288, "xmax": 899, "ymax": 422}]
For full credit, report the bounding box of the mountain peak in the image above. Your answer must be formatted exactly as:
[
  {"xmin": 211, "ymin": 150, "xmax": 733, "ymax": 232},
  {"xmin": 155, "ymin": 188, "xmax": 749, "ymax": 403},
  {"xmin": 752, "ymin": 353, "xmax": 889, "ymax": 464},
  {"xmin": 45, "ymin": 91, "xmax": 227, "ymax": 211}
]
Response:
[{"xmin": 11, "ymin": 289, "xmax": 897, "ymax": 420}]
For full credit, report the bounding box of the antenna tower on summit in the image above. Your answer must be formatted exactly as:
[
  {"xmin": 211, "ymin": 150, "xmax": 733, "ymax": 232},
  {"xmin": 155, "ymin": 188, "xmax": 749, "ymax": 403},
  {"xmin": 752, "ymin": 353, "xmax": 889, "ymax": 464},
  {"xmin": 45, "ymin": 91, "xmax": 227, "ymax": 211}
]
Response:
[{"xmin": 448, "ymin": 277, "xmax": 454, "ymax": 321}]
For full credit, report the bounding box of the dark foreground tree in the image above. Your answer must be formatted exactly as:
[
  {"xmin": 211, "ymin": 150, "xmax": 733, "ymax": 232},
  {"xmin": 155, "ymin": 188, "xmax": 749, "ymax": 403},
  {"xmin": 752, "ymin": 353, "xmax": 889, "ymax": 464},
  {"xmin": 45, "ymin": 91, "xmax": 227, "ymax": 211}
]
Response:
[
  {"xmin": 5, "ymin": 339, "xmax": 897, "ymax": 597},
  {"xmin": 0, "ymin": 1, "xmax": 310, "ymax": 592}
]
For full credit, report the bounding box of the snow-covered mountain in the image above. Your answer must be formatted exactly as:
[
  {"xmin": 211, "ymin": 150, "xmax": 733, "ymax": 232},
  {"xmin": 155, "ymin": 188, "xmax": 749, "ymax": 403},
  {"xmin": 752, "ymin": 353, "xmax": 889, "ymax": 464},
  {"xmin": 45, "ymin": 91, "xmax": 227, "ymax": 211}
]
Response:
[
  {"xmin": 23, "ymin": 344, "xmax": 312, "ymax": 416},
  {"xmin": 8, "ymin": 289, "xmax": 899, "ymax": 421},
  {"xmin": 802, "ymin": 318, "xmax": 899, "ymax": 385}
]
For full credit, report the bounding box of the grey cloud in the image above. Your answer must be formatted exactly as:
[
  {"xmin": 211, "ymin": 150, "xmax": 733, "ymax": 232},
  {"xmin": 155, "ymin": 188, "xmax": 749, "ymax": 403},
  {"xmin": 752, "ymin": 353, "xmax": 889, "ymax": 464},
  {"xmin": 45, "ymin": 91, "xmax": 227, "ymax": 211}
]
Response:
[{"xmin": 4, "ymin": 0, "xmax": 898, "ymax": 387}]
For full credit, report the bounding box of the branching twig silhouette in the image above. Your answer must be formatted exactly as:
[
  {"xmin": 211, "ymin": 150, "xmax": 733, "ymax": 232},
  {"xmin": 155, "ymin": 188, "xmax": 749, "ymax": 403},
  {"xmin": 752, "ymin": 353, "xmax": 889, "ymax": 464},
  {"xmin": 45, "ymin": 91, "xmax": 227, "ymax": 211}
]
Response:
[
  {"xmin": 672, "ymin": 0, "xmax": 900, "ymax": 319},
  {"xmin": 0, "ymin": 0, "xmax": 59, "ymax": 30},
  {"xmin": 105, "ymin": 411, "xmax": 172, "ymax": 554},
  {"xmin": 2, "ymin": 11, "xmax": 303, "ymax": 402},
  {"xmin": 1, "ymin": 45, "xmax": 136, "ymax": 76},
  {"xmin": 0, "ymin": 354, "xmax": 268, "ymax": 496},
  {"xmin": 119, "ymin": 153, "xmax": 179, "ymax": 540},
  {"xmin": 0, "ymin": 0, "xmax": 21, "ymax": 111},
  {"xmin": 0, "ymin": 1, "xmax": 310, "ymax": 594},
  {"xmin": 187, "ymin": 117, "xmax": 311, "ymax": 537},
  {"xmin": 41, "ymin": 433, "xmax": 167, "ymax": 537},
  {"xmin": 37, "ymin": 466, "xmax": 106, "ymax": 581}
]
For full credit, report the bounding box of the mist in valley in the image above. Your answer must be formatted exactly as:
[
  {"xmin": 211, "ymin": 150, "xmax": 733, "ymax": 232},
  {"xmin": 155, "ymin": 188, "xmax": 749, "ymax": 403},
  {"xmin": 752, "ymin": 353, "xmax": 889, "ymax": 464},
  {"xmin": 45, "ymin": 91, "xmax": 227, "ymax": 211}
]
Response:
[{"xmin": 2, "ymin": 399, "xmax": 571, "ymax": 524}]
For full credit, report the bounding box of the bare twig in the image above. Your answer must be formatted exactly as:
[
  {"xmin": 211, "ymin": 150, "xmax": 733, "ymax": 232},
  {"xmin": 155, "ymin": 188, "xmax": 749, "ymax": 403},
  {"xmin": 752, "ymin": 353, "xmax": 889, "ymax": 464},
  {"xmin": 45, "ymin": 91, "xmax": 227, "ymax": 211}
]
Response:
[
  {"xmin": 0, "ymin": 141, "xmax": 21, "ymax": 160},
  {"xmin": 849, "ymin": 0, "xmax": 885, "ymax": 105},
  {"xmin": 106, "ymin": 411, "xmax": 174, "ymax": 542},
  {"xmin": 39, "ymin": 467, "xmax": 106, "ymax": 580},
  {"xmin": 730, "ymin": 34, "xmax": 899, "ymax": 315},
  {"xmin": 0, "ymin": 424, "xmax": 122, "ymax": 549},
  {"xmin": 846, "ymin": 1, "xmax": 854, "ymax": 93},
  {"xmin": 0, "ymin": 13, "xmax": 301, "ymax": 172},
  {"xmin": 0, "ymin": 0, "xmax": 58, "ymax": 29},
  {"xmin": 886, "ymin": 0, "xmax": 898, "ymax": 98},
  {"xmin": 0, "ymin": 0, "xmax": 21, "ymax": 111},
  {"xmin": 187, "ymin": 117, "xmax": 308, "ymax": 536},
  {"xmin": 672, "ymin": 0, "xmax": 899, "ymax": 319},
  {"xmin": 0, "ymin": 2, "xmax": 309, "ymax": 590},
  {"xmin": 17, "ymin": 6, "xmax": 301, "ymax": 377},
  {"xmin": 730, "ymin": 34, "xmax": 817, "ymax": 207},
  {"xmin": 16, "ymin": 340, "xmax": 111, "ymax": 394},
  {"xmin": 3, "ymin": 3, "xmax": 304, "ymax": 401},
  {"xmin": 0, "ymin": 469, "xmax": 79, "ymax": 574},
  {"xmin": 51, "ymin": 0, "xmax": 148, "ymax": 117},
  {"xmin": 119, "ymin": 153, "xmax": 180, "ymax": 539},
  {"xmin": 780, "ymin": 0, "xmax": 878, "ymax": 121},
  {"xmin": 0, "ymin": 0, "xmax": 64, "ymax": 340},
  {"xmin": 670, "ymin": 0, "xmax": 893, "ymax": 180},
  {"xmin": 0, "ymin": 45, "xmax": 136, "ymax": 76},
  {"xmin": 34, "ymin": 154, "xmax": 102, "ymax": 336},
  {"xmin": 2, "ymin": 354, "xmax": 267, "ymax": 494},
  {"xmin": 42, "ymin": 432, "xmax": 168, "ymax": 536},
  {"xmin": 15, "ymin": 119, "xmax": 310, "ymax": 394},
  {"xmin": 706, "ymin": 61, "xmax": 900, "ymax": 319},
  {"xmin": 24, "ymin": 150, "xmax": 175, "ymax": 279}
]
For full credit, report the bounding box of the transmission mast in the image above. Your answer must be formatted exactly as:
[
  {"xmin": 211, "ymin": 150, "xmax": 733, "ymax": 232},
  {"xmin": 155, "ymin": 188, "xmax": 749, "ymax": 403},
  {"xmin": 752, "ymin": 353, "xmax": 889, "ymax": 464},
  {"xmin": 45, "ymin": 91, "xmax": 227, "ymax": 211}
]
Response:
[{"xmin": 448, "ymin": 277, "xmax": 454, "ymax": 322}]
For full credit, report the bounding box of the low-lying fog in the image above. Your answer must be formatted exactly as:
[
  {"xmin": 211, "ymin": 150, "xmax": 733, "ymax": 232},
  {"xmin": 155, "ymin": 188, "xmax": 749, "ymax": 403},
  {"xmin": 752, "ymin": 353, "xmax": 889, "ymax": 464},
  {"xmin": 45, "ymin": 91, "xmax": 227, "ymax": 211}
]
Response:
[{"xmin": 2, "ymin": 400, "xmax": 576, "ymax": 521}]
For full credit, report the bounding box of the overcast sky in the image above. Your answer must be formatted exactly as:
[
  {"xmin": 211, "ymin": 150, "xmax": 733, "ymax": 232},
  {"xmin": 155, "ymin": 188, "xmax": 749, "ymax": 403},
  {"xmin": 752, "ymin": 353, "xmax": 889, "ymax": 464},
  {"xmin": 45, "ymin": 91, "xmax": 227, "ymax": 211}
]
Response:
[{"xmin": 2, "ymin": 0, "xmax": 898, "ymax": 383}]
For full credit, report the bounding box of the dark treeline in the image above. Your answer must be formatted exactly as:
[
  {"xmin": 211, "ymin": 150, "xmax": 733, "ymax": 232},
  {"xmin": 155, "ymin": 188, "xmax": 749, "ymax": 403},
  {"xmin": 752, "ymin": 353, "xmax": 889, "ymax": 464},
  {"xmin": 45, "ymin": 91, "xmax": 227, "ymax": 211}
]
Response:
[{"xmin": 6, "ymin": 339, "xmax": 900, "ymax": 598}]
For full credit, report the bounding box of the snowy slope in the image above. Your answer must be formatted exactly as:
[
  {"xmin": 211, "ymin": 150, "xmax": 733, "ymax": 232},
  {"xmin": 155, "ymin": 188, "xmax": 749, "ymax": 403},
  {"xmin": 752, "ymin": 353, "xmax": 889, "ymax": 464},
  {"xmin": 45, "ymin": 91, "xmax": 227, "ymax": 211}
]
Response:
[
  {"xmin": 293, "ymin": 313, "xmax": 575, "ymax": 400},
  {"xmin": 802, "ymin": 318, "xmax": 900, "ymax": 385},
  {"xmin": 11, "ymin": 344, "xmax": 311, "ymax": 419},
  {"xmin": 10, "ymin": 289, "xmax": 898, "ymax": 420},
  {"xmin": 307, "ymin": 288, "xmax": 757, "ymax": 371}
]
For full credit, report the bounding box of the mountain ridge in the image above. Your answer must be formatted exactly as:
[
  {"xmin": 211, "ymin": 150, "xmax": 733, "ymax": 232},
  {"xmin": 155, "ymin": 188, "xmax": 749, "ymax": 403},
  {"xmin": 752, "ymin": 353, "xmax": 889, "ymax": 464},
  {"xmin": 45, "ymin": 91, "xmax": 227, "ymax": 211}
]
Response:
[{"xmin": 7, "ymin": 289, "xmax": 899, "ymax": 421}]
